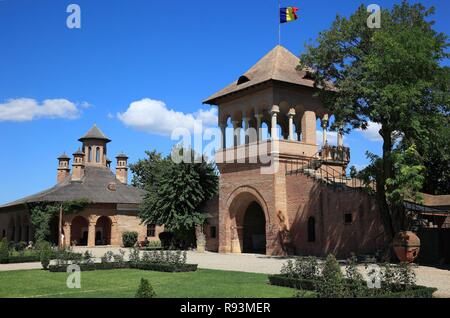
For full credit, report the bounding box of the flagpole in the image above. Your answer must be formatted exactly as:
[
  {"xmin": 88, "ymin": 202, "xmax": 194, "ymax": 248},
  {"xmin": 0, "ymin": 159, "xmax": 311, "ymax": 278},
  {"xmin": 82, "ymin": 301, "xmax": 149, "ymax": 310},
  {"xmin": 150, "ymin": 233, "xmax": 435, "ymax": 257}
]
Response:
[{"xmin": 278, "ymin": 0, "xmax": 281, "ymax": 45}]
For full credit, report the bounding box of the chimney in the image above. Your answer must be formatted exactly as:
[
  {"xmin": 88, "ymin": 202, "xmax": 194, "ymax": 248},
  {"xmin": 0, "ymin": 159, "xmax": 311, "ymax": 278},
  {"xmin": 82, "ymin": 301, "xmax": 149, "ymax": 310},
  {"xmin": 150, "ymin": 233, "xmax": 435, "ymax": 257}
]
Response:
[
  {"xmin": 72, "ymin": 148, "xmax": 85, "ymax": 181},
  {"xmin": 115, "ymin": 152, "xmax": 128, "ymax": 184},
  {"xmin": 57, "ymin": 153, "xmax": 71, "ymax": 183}
]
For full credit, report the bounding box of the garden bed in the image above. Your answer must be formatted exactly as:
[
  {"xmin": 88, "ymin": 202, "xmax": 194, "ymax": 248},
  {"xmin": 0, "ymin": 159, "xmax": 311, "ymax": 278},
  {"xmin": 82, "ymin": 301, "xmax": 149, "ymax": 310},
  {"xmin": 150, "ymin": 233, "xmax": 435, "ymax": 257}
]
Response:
[
  {"xmin": 48, "ymin": 261, "xmax": 197, "ymax": 273},
  {"xmin": 268, "ymin": 274, "xmax": 436, "ymax": 298}
]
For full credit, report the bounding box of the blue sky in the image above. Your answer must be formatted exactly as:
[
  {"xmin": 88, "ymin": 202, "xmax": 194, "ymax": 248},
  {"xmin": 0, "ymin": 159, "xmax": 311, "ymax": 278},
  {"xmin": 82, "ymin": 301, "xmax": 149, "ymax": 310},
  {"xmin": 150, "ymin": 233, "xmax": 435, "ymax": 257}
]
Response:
[{"xmin": 0, "ymin": 0, "xmax": 448, "ymax": 204}]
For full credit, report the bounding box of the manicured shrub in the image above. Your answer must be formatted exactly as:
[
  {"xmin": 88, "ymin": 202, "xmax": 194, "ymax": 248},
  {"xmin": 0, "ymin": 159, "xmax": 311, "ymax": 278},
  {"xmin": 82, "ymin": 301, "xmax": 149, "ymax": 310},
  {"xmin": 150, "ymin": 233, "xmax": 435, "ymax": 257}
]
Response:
[
  {"xmin": 0, "ymin": 238, "xmax": 9, "ymax": 264},
  {"xmin": 39, "ymin": 241, "xmax": 52, "ymax": 270},
  {"xmin": 135, "ymin": 278, "xmax": 155, "ymax": 298},
  {"xmin": 133, "ymin": 262, "xmax": 197, "ymax": 272},
  {"xmin": 268, "ymin": 275, "xmax": 317, "ymax": 290},
  {"xmin": 316, "ymin": 254, "xmax": 346, "ymax": 298},
  {"xmin": 122, "ymin": 231, "xmax": 138, "ymax": 247},
  {"xmin": 271, "ymin": 254, "xmax": 428, "ymax": 298}
]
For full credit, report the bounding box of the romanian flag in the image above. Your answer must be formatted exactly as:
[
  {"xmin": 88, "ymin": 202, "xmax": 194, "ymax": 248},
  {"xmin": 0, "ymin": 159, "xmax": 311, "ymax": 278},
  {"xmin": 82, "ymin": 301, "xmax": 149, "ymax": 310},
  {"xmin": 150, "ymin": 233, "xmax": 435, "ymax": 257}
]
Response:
[{"xmin": 280, "ymin": 7, "xmax": 299, "ymax": 23}]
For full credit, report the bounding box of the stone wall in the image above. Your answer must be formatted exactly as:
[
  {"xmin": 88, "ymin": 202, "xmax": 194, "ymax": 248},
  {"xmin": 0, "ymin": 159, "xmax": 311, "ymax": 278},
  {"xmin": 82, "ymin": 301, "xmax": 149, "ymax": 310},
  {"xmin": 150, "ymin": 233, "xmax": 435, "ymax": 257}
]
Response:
[{"xmin": 215, "ymin": 159, "xmax": 388, "ymax": 258}]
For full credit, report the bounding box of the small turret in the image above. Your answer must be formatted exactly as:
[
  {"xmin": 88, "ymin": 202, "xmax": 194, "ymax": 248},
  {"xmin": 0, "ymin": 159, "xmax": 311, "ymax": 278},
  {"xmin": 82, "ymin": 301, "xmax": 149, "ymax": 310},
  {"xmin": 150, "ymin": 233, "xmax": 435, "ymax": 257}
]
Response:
[
  {"xmin": 57, "ymin": 153, "xmax": 71, "ymax": 183},
  {"xmin": 72, "ymin": 148, "xmax": 85, "ymax": 181},
  {"xmin": 78, "ymin": 124, "xmax": 111, "ymax": 167},
  {"xmin": 115, "ymin": 152, "xmax": 128, "ymax": 184}
]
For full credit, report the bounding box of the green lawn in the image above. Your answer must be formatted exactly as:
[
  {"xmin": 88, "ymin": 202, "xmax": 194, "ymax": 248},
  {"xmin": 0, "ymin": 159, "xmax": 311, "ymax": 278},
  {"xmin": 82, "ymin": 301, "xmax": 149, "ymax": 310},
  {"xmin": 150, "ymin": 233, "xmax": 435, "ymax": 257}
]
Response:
[{"xmin": 0, "ymin": 268, "xmax": 307, "ymax": 298}]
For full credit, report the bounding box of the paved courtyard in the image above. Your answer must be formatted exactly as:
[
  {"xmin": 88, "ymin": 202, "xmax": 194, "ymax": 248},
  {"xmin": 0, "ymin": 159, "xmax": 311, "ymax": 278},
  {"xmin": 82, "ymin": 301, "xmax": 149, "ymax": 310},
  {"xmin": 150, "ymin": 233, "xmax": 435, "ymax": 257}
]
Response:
[{"xmin": 1, "ymin": 247, "xmax": 449, "ymax": 297}]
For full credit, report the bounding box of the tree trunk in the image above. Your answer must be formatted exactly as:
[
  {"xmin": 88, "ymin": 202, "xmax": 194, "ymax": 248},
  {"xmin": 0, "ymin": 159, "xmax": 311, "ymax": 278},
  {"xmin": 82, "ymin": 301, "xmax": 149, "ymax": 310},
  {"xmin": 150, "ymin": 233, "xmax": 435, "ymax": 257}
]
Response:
[{"xmin": 377, "ymin": 128, "xmax": 395, "ymax": 241}]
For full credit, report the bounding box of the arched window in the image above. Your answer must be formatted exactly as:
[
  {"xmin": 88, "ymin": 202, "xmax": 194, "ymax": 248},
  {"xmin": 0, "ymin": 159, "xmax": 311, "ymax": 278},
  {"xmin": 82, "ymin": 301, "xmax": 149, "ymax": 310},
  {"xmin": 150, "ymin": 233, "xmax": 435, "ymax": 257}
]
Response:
[
  {"xmin": 96, "ymin": 147, "xmax": 100, "ymax": 163},
  {"xmin": 307, "ymin": 217, "xmax": 316, "ymax": 242},
  {"xmin": 88, "ymin": 147, "xmax": 92, "ymax": 162}
]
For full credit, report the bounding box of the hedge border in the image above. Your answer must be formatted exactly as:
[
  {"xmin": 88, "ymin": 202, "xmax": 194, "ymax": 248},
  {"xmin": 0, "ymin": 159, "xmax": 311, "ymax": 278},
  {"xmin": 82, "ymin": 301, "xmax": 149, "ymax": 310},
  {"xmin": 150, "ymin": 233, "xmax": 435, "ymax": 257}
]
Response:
[
  {"xmin": 268, "ymin": 274, "xmax": 436, "ymax": 298},
  {"xmin": 1, "ymin": 251, "xmax": 82, "ymax": 264},
  {"xmin": 48, "ymin": 261, "xmax": 197, "ymax": 273}
]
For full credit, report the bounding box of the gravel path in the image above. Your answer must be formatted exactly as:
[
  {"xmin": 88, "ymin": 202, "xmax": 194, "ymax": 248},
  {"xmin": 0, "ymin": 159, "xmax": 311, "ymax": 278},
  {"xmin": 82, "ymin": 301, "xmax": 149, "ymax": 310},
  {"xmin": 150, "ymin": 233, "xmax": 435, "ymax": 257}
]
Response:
[{"xmin": 1, "ymin": 247, "xmax": 449, "ymax": 297}]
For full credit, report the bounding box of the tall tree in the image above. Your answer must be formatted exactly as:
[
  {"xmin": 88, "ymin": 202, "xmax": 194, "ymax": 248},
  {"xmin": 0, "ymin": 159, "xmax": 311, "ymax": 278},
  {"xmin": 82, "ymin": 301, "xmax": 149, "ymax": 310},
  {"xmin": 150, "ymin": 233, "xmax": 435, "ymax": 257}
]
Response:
[
  {"xmin": 135, "ymin": 147, "xmax": 219, "ymax": 242},
  {"xmin": 300, "ymin": 1, "xmax": 450, "ymax": 239}
]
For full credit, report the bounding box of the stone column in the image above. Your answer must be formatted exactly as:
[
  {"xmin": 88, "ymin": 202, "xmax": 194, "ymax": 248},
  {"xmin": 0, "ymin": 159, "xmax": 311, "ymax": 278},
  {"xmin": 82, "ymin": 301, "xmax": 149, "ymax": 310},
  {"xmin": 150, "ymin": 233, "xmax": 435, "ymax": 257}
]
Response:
[
  {"xmin": 242, "ymin": 115, "xmax": 250, "ymax": 144},
  {"xmin": 337, "ymin": 124, "xmax": 344, "ymax": 147},
  {"xmin": 219, "ymin": 123, "xmax": 227, "ymax": 149},
  {"xmin": 301, "ymin": 111, "xmax": 317, "ymax": 144},
  {"xmin": 288, "ymin": 109, "xmax": 296, "ymax": 141},
  {"xmin": 255, "ymin": 113, "xmax": 263, "ymax": 141},
  {"xmin": 232, "ymin": 120, "xmax": 241, "ymax": 147},
  {"xmin": 271, "ymin": 106, "xmax": 280, "ymax": 140},
  {"xmin": 321, "ymin": 114, "xmax": 329, "ymax": 146},
  {"xmin": 88, "ymin": 220, "xmax": 96, "ymax": 247},
  {"xmin": 64, "ymin": 223, "xmax": 71, "ymax": 247}
]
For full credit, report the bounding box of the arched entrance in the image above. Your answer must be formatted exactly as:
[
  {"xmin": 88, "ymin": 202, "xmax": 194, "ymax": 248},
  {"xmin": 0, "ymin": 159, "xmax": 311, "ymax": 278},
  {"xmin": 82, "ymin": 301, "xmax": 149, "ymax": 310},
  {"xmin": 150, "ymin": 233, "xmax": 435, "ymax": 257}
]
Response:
[
  {"xmin": 227, "ymin": 187, "xmax": 269, "ymax": 255},
  {"xmin": 95, "ymin": 216, "xmax": 112, "ymax": 246},
  {"xmin": 71, "ymin": 216, "xmax": 89, "ymax": 246},
  {"xmin": 242, "ymin": 202, "xmax": 266, "ymax": 254}
]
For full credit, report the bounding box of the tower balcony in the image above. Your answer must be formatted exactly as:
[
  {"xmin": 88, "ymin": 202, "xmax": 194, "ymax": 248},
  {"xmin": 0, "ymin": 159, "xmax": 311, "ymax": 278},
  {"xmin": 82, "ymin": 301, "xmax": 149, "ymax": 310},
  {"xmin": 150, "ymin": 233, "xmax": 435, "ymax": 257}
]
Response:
[{"xmin": 215, "ymin": 139, "xmax": 319, "ymax": 165}]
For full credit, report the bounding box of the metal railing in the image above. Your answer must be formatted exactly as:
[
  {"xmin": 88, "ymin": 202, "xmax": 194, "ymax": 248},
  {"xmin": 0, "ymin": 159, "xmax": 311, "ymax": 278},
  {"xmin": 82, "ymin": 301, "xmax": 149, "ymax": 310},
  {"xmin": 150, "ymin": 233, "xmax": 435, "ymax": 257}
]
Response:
[{"xmin": 285, "ymin": 150, "xmax": 376, "ymax": 191}]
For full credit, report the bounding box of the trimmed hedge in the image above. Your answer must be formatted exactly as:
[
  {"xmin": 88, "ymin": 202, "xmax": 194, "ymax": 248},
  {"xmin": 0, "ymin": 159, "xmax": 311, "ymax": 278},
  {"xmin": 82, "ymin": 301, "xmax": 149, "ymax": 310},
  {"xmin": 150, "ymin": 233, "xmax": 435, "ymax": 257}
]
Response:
[
  {"xmin": 132, "ymin": 262, "xmax": 197, "ymax": 272},
  {"xmin": 49, "ymin": 262, "xmax": 127, "ymax": 272},
  {"xmin": 268, "ymin": 275, "xmax": 317, "ymax": 290},
  {"xmin": 1, "ymin": 251, "xmax": 82, "ymax": 264},
  {"xmin": 372, "ymin": 287, "xmax": 437, "ymax": 298},
  {"xmin": 48, "ymin": 261, "xmax": 197, "ymax": 273},
  {"xmin": 268, "ymin": 274, "xmax": 436, "ymax": 298}
]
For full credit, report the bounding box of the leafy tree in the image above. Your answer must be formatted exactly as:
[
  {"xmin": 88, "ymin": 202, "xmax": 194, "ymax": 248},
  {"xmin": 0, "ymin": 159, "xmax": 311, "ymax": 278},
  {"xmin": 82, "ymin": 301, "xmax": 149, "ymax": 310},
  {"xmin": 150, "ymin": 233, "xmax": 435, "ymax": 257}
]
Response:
[
  {"xmin": 29, "ymin": 199, "xmax": 90, "ymax": 242},
  {"xmin": 137, "ymin": 147, "xmax": 218, "ymax": 243},
  {"xmin": 129, "ymin": 150, "xmax": 166, "ymax": 189},
  {"xmin": 300, "ymin": 1, "xmax": 450, "ymax": 239}
]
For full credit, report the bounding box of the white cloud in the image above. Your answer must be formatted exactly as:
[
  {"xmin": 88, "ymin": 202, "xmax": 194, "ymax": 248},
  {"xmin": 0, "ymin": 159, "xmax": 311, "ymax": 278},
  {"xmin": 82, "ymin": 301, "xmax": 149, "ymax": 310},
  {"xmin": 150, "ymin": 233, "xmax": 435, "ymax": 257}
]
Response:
[
  {"xmin": 358, "ymin": 121, "xmax": 382, "ymax": 142},
  {"xmin": 80, "ymin": 101, "xmax": 92, "ymax": 109},
  {"xmin": 0, "ymin": 98, "xmax": 81, "ymax": 122},
  {"xmin": 117, "ymin": 98, "xmax": 218, "ymax": 136}
]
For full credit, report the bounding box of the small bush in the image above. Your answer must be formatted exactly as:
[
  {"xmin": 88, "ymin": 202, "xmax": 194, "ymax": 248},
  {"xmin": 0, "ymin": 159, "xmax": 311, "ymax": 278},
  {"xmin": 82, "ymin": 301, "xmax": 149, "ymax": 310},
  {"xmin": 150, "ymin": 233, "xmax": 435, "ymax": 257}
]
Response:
[
  {"xmin": 135, "ymin": 278, "xmax": 156, "ymax": 298},
  {"xmin": 0, "ymin": 238, "xmax": 9, "ymax": 264},
  {"xmin": 129, "ymin": 248, "xmax": 140, "ymax": 265},
  {"xmin": 148, "ymin": 240, "xmax": 162, "ymax": 249},
  {"xmin": 281, "ymin": 256, "xmax": 319, "ymax": 280},
  {"xmin": 122, "ymin": 231, "xmax": 138, "ymax": 247},
  {"xmin": 113, "ymin": 250, "xmax": 126, "ymax": 267},
  {"xmin": 317, "ymin": 254, "xmax": 346, "ymax": 298},
  {"xmin": 101, "ymin": 251, "xmax": 114, "ymax": 263},
  {"xmin": 344, "ymin": 254, "xmax": 366, "ymax": 297},
  {"xmin": 82, "ymin": 251, "xmax": 94, "ymax": 264},
  {"xmin": 39, "ymin": 241, "xmax": 52, "ymax": 270}
]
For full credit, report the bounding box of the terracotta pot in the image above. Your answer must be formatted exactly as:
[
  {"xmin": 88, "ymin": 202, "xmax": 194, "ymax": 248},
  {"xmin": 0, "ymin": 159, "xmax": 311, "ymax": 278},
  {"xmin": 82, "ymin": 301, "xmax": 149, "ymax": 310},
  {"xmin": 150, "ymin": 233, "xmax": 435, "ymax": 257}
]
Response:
[{"xmin": 393, "ymin": 231, "xmax": 420, "ymax": 263}]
